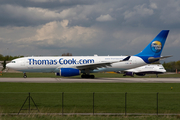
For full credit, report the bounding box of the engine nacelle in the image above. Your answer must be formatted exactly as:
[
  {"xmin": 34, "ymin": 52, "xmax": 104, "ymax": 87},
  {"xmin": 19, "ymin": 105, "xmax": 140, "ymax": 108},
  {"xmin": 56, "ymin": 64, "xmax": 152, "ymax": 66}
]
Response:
[
  {"xmin": 56, "ymin": 68, "xmax": 81, "ymax": 77},
  {"xmin": 124, "ymin": 72, "xmax": 134, "ymax": 76}
]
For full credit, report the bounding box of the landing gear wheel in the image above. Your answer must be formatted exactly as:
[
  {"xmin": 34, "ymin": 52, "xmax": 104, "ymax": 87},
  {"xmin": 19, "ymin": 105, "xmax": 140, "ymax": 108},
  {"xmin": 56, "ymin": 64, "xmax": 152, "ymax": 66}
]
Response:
[
  {"xmin": 156, "ymin": 74, "xmax": 158, "ymax": 78},
  {"xmin": 90, "ymin": 75, "xmax": 95, "ymax": 78},
  {"xmin": 81, "ymin": 74, "xmax": 85, "ymax": 78},
  {"xmin": 23, "ymin": 73, "xmax": 27, "ymax": 78},
  {"xmin": 81, "ymin": 74, "xmax": 95, "ymax": 79}
]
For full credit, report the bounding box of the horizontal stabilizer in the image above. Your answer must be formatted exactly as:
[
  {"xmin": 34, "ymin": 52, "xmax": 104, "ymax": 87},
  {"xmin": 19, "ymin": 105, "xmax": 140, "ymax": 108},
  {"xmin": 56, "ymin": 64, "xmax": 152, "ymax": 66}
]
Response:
[{"xmin": 148, "ymin": 56, "xmax": 172, "ymax": 62}]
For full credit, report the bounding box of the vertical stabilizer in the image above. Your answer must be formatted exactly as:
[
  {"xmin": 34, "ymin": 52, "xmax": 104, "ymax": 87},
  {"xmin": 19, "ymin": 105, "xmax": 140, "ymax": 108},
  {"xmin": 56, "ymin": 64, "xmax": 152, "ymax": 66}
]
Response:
[{"xmin": 135, "ymin": 30, "xmax": 169, "ymax": 63}]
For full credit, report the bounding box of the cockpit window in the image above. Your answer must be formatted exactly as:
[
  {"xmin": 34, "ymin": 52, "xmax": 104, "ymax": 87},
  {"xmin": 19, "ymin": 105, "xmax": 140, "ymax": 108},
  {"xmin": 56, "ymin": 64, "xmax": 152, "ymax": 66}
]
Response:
[{"xmin": 11, "ymin": 61, "xmax": 16, "ymax": 63}]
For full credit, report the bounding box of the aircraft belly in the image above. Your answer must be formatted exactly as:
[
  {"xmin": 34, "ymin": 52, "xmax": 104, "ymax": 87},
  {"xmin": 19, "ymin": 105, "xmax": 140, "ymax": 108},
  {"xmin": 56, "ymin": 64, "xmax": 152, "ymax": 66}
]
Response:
[
  {"xmin": 92, "ymin": 67, "xmax": 125, "ymax": 73},
  {"xmin": 19, "ymin": 64, "xmax": 57, "ymax": 72},
  {"xmin": 19, "ymin": 68, "xmax": 56, "ymax": 72}
]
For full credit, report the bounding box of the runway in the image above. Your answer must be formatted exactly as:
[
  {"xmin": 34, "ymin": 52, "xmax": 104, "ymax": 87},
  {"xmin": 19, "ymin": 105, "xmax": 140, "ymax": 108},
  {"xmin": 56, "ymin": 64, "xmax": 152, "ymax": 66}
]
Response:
[{"xmin": 0, "ymin": 78, "xmax": 180, "ymax": 83}]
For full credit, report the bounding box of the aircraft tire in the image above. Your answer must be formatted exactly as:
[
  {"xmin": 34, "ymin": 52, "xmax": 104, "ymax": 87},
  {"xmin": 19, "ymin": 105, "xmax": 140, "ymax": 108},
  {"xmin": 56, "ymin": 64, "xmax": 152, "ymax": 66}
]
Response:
[
  {"xmin": 23, "ymin": 73, "xmax": 27, "ymax": 78},
  {"xmin": 81, "ymin": 75, "xmax": 85, "ymax": 78},
  {"xmin": 81, "ymin": 74, "xmax": 87, "ymax": 78},
  {"xmin": 90, "ymin": 75, "xmax": 95, "ymax": 78},
  {"xmin": 81, "ymin": 74, "xmax": 95, "ymax": 79},
  {"xmin": 23, "ymin": 75, "xmax": 27, "ymax": 78}
]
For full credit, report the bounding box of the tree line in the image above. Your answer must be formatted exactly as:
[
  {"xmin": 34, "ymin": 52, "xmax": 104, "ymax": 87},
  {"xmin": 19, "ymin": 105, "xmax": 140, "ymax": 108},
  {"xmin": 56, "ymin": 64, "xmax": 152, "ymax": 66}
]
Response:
[
  {"xmin": 0, "ymin": 53, "xmax": 73, "ymax": 61},
  {"xmin": 162, "ymin": 61, "xmax": 180, "ymax": 72},
  {"xmin": 0, "ymin": 54, "xmax": 24, "ymax": 61}
]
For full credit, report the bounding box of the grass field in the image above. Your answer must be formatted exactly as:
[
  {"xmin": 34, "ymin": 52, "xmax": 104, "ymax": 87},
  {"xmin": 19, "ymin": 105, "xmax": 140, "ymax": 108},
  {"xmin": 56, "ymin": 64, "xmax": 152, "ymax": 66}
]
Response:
[
  {"xmin": 0, "ymin": 73, "xmax": 180, "ymax": 120},
  {"xmin": 1, "ymin": 115, "xmax": 180, "ymax": 120},
  {"xmin": 0, "ymin": 83, "xmax": 180, "ymax": 114},
  {"xmin": 0, "ymin": 82, "xmax": 179, "ymax": 93}
]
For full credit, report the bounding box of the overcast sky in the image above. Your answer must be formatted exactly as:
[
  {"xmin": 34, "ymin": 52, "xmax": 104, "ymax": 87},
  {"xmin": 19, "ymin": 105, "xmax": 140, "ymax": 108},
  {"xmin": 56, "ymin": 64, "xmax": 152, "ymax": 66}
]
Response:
[{"xmin": 0, "ymin": 0, "xmax": 179, "ymax": 62}]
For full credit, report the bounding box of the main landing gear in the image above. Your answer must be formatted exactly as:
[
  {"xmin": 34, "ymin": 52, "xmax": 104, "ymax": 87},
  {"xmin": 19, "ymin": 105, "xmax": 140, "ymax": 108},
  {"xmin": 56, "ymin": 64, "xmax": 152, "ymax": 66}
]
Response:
[
  {"xmin": 156, "ymin": 74, "xmax": 158, "ymax": 78},
  {"xmin": 81, "ymin": 74, "xmax": 95, "ymax": 78},
  {"xmin": 23, "ymin": 73, "xmax": 27, "ymax": 78}
]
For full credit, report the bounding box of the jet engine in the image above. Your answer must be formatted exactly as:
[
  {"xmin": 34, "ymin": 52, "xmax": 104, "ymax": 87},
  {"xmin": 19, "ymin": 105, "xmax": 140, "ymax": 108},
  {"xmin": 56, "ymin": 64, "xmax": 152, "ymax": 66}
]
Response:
[
  {"xmin": 124, "ymin": 72, "xmax": 134, "ymax": 76},
  {"xmin": 55, "ymin": 68, "xmax": 81, "ymax": 77}
]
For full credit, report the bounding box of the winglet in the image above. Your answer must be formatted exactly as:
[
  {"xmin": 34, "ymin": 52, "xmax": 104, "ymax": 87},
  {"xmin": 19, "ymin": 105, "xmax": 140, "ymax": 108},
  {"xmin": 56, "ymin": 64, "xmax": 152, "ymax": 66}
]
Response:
[{"xmin": 121, "ymin": 56, "xmax": 131, "ymax": 62}]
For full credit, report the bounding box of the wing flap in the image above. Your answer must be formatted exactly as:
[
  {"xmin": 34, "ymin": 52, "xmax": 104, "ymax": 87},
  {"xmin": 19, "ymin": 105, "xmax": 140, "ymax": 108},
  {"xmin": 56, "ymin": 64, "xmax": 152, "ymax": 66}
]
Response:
[
  {"xmin": 148, "ymin": 56, "xmax": 172, "ymax": 62},
  {"xmin": 76, "ymin": 62, "xmax": 111, "ymax": 70},
  {"xmin": 76, "ymin": 56, "xmax": 131, "ymax": 70}
]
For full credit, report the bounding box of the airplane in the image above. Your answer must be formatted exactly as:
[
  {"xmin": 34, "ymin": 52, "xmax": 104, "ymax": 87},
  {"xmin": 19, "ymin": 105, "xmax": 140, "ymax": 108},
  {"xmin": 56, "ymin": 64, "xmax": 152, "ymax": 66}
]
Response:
[
  {"xmin": 122, "ymin": 64, "xmax": 166, "ymax": 77},
  {"xmin": 6, "ymin": 30, "xmax": 171, "ymax": 78}
]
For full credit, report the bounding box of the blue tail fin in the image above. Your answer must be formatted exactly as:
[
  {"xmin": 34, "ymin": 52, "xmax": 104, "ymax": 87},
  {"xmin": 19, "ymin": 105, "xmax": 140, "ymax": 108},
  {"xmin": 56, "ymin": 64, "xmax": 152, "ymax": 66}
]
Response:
[{"xmin": 135, "ymin": 30, "xmax": 169, "ymax": 63}]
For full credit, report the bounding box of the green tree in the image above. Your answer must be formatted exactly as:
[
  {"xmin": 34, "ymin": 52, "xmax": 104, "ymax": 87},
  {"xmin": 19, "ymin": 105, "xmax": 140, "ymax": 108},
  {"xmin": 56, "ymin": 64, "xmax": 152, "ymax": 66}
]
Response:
[
  {"xmin": 175, "ymin": 61, "xmax": 180, "ymax": 71},
  {"xmin": 1, "ymin": 60, "xmax": 6, "ymax": 71},
  {"xmin": 0, "ymin": 54, "xmax": 3, "ymax": 61}
]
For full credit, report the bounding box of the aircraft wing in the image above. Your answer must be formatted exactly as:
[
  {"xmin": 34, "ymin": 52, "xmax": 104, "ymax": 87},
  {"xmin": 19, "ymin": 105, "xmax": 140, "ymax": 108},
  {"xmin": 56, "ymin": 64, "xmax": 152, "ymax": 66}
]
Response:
[{"xmin": 76, "ymin": 56, "xmax": 131, "ymax": 70}]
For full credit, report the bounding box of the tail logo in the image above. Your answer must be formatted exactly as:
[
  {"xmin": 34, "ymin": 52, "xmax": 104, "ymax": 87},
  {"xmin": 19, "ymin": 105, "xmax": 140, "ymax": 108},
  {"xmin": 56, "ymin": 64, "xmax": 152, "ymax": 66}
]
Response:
[{"xmin": 151, "ymin": 41, "xmax": 162, "ymax": 53}]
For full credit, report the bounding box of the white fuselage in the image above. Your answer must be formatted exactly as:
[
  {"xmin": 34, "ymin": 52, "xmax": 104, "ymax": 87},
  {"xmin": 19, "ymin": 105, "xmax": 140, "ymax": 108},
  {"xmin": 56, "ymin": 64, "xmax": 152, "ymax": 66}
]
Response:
[
  {"xmin": 125, "ymin": 64, "xmax": 166, "ymax": 74},
  {"xmin": 6, "ymin": 56, "xmax": 146, "ymax": 73}
]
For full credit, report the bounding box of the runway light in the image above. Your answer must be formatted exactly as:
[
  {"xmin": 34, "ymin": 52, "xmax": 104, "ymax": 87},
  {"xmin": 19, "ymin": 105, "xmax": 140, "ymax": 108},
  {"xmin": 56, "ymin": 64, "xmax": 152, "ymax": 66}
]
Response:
[{"xmin": 171, "ymin": 87, "xmax": 173, "ymax": 90}]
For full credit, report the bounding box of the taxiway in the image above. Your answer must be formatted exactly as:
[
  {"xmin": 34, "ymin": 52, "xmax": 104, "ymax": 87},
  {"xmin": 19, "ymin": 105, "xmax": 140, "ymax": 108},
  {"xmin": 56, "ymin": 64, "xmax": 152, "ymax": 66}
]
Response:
[{"xmin": 0, "ymin": 78, "xmax": 180, "ymax": 83}]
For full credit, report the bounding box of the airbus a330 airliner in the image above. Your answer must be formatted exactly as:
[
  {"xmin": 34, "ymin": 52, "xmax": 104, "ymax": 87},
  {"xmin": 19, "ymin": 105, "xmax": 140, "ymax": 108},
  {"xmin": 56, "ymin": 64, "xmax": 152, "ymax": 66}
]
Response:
[{"xmin": 6, "ymin": 30, "xmax": 171, "ymax": 78}]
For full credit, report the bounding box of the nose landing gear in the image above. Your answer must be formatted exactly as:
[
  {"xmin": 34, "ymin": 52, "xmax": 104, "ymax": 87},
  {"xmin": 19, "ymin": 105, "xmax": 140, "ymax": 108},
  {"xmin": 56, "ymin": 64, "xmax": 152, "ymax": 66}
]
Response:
[{"xmin": 23, "ymin": 73, "xmax": 27, "ymax": 78}]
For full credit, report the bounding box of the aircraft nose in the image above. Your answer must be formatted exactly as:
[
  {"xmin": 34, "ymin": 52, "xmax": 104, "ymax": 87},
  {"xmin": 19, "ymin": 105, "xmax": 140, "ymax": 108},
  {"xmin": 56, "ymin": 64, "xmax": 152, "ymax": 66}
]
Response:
[{"xmin": 6, "ymin": 63, "xmax": 11, "ymax": 69}]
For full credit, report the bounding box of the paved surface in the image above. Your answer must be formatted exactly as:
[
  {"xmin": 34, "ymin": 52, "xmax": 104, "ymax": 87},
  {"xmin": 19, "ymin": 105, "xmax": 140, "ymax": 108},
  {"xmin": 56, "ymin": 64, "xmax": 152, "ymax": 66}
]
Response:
[{"xmin": 0, "ymin": 77, "xmax": 180, "ymax": 83}]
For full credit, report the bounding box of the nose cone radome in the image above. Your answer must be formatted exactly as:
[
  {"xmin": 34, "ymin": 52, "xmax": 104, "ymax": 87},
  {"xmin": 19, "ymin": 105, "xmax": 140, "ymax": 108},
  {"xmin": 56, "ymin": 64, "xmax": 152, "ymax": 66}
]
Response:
[
  {"xmin": 6, "ymin": 63, "xmax": 11, "ymax": 69},
  {"xmin": 6, "ymin": 63, "xmax": 16, "ymax": 70}
]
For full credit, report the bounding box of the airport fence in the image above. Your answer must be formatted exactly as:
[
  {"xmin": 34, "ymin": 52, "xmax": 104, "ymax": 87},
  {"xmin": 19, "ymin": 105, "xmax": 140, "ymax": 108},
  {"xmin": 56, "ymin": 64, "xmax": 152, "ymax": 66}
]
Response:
[{"xmin": 0, "ymin": 92, "xmax": 180, "ymax": 115}]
